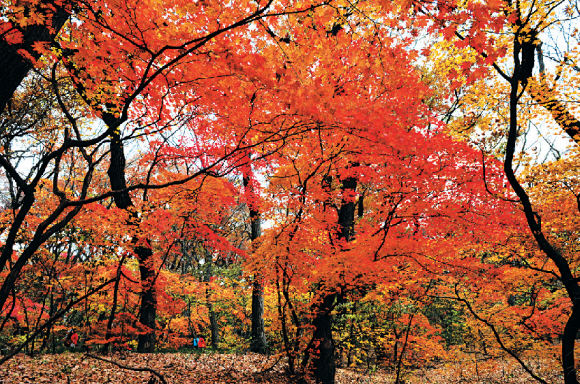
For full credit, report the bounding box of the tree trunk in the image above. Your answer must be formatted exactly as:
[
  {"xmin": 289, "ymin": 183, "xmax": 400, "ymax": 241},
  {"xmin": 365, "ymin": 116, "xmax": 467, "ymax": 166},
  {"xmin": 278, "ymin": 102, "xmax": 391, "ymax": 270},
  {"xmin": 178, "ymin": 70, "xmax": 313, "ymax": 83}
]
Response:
[
  {"xmin": 505, "ymin": 37, "xmax": 580, "ymax": 384},
  {"xmin": 137, "ymin": 246, "xmax": 156, "ymax": 353},
  {"xmin": 204, "ymin": 253, "xmax": 220, "ymax": 347},
  {"xmin": 244, "ymin": 172, "xmax": 268, "ymax": 354},
  {"xmin": 251, "ymin": 277, "xmax": 267, "ymax": 353},
  {"xmin": 311, "ymin": 174, "xmax": 357, "ymax": 384},
  {"xmin": 104, "ymin": 260, "xmax": 124, "ymax": 353},
  {"xmin": 40, "ymin": 292, "xmax": 56, "ymax": 352},
  {"xmin": 107, "ymin": 131, "xmax": 157, "ymax": 353},
  {"xmin": 208, "ymin": 303, "xmax": 220, "ymax": 347},
  {"xmin": 107, "ymin": 132, "xmax": 133, "ymax": 210},
  {"xmin": 312, "ymin": 293, "xmax": 337, "ymax": 384},
  {"xmin": 563, "ymin": 306, "xmax": 580, "ymax": 384}
]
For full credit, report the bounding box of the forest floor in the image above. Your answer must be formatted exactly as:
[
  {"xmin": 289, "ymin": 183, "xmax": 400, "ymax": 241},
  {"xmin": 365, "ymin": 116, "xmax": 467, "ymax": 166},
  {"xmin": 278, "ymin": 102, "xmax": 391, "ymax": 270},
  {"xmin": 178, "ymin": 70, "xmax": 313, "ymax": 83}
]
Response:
[{"xmin": 0, "ymin": 352, "xmax": 562, "ymax": 383}]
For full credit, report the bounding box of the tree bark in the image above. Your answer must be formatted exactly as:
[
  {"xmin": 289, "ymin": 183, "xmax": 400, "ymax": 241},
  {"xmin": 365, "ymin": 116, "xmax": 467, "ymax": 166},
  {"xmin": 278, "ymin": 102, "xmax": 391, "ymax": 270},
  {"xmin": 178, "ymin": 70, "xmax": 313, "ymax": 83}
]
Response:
[
  {"xmin": 107, "ymin": 131, "xmax": 157, "ymax": 353},
  {"xmin": 311, "ymin": 174, "xmax": 357, "ymax": 384},
  {"xmin": 204, "ymin": 253, "xmax": 220, "ymax": 347},
  {"xmin": 311, "ymin": 293, "xmax": 337, "ymax": 384},
  {"xmin": 506, "ymin": 35, "xmax": 580, "ymax": 384},
  {"xmin": 244, "ymin": 173, "xmax": 268, "ymax": 354},
  {"xmin": 208, "ymin": 303, "xmax": 220, "ymax": 347},
  {"xmin": 104, "ymin": 258, "xmax": 125, "ymax": 352},
  {"xmin": 107, "ymin": 132, "xmax": 133, "ymax": 210},
  {"xmin": 137, "ymin": 246, "xmax": 156, "ymax": 353},
  {"xmin": 563, "ymin": 306, "xmax": 580, "ymax": 384},
  {"xmin": 250, "ymin": 276, "xmax": 267, "ymax": 353}
]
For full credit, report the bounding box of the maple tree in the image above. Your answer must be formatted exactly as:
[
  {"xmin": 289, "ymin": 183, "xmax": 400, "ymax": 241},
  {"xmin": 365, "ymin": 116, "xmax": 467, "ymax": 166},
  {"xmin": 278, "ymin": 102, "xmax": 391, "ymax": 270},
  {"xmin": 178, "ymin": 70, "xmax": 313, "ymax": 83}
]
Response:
[
  {"xmin": 0, "ymin": 0, "xmax": 362, "ymax": 359},
  {"xmin": 3, "ymin": 0, "xmax": 580, "ymax": 383},
  {"xmin": 415, "ymin": 0, "xmax": 580, "ymax": 382},
  {"xmin": 243, "ymin": 161, "xmax": 268, "ymax": 354},
  {"xmin": 253, "ymin": 116, "xmax": 527, "ymax": 382}
]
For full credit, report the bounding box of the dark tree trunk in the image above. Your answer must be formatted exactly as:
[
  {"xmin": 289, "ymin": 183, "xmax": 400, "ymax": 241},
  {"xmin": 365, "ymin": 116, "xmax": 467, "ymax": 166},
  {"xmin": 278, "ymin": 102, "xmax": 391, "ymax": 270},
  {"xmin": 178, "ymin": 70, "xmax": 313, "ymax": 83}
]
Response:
[
  {"xmin": 337, "ymin": 176, "xmax": 357, "ymax": 243},
  {"xmin": 506, "ymin": 37, "xmax": 580, "ymax": 384},
  {"xmin": 107, "ymin": 131, "xmax": 157, "ymax": 353},
  {"xmin": 311, "ymin": 174, "xmax": 357, "ymax": 384},
  {"xmin": 208, "ymin": 303, "xmax": 220, "ymax": 347},
  {"xmin": 244, "ymin": 173, "xmax": 268, "ymax": 354},
  {"xmin": 204, "ymin": 254, "xmax": 220, "ymax": 347},
  {"xmin": 104, "ymin": 260, "xmax": 124, "ymax": 353},
  {"xmin": 137, "ymin": 246, "xmax": 156, "ymax": 353},
  {"xmin": 107, "ymin": 132, "xmax": 133, "ymax": 210},
  {"xmin": 40, "ymin": 292, "xmax": 56, "ymax": 352},
  {"xmin": 563, "ymin": 306, "xmax": 580, "ymax": 384},
  {"xmin": 312, "ymin": 293, "xmax": 337, "ymax": 384},
  {"xmin": 0, "ymin": 4, "xmax": 70, "ymax": 114},
  {"xmin": 251, "ymin": 277, "xmax": 267, "ymax": 353}
]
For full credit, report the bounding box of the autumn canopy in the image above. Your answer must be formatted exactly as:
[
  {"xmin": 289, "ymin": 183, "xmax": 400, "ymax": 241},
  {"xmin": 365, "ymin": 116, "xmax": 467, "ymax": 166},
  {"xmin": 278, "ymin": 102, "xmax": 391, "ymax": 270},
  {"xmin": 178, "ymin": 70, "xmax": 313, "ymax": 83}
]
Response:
[{"xmin": 0, "ymin": 0, "xmax": 580, "ymax": 383}]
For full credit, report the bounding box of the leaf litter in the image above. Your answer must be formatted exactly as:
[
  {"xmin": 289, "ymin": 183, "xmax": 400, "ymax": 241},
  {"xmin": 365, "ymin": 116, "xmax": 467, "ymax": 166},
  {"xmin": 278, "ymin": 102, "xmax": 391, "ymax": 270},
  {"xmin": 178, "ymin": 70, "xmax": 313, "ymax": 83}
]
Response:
[{"xmin": 0, "ymin": 353, "xmax": 562, "ymax": 384}]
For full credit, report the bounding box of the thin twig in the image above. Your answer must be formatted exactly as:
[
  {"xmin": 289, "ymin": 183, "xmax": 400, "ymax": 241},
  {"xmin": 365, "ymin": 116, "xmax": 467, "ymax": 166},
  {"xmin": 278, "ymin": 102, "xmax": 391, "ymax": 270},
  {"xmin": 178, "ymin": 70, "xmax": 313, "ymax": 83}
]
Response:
[
  {"xmin": 260, "ymin": 353, "xmax": 285, "ymax": 374},
  {"xmin": 454, "ymin": 285, "xmax": 549, "ymax": 384},
  {"xmin": 85, "ymin": 353, "xmax": 168, "ymax": 384}
]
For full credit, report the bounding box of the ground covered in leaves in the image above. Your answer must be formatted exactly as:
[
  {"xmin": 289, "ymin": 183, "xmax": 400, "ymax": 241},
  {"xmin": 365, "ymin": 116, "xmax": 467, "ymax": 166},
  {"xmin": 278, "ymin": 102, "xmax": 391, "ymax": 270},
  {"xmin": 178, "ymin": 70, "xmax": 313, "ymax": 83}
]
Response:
[{"xmin": 0, "ymin": 353, "xmax": 563, "ymax": 383}]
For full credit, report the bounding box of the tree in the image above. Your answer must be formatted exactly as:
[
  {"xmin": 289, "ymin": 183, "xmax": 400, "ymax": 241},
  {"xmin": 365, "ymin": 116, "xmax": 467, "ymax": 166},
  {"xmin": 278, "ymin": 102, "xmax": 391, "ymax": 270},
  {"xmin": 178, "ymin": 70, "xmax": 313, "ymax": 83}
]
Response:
[
  {"xmin": 243, "ymin": 162, "xmax": 268, "ymax": 354},
  {"xmin": 244, "ymin": 40, "xmax": 524, "ymax": 377},
  {"xmin": 0, "ymin": 0, "xmax": 367, "ymax": 357},
  {"xmin": 415, "ymin": 0, "xmax": 580, "ymax": 382},
  {"xmin": 4, "ymin": 2, "xmax": 577, "ymax": 384}
]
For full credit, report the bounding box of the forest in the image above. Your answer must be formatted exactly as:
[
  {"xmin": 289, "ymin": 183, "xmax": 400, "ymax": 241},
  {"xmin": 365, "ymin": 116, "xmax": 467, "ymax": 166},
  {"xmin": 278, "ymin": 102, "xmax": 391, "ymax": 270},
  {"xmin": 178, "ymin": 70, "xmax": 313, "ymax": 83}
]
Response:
[{"xmin": 0, "ymin": 0, "xmax": 579, "ymax": 383}]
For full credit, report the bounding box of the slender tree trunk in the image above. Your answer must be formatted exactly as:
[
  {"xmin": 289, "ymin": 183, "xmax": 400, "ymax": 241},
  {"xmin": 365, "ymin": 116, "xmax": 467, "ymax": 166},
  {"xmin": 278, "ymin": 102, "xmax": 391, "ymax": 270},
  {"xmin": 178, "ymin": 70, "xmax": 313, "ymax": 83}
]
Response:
[
  {"xmin": 244, "ymin": 172, "xmax": 268, "ymax": 353},
  {"xmin": 506, "ymin": 36, "xmax": 580, "ymax": 384},
  {"xmin": 208, "ymin": 303, "xmax": 219, "ymax": 347},
  {"xmin": 39, "ymin": 292, "xmax": 55, "ymax": 352},
  {"xmin": 137, "ymin": 246, "xmax": 156, "ymax": 352},
  {"xmin": 104, "ymin": 259, "xmax": 124, "ymax": 353},
  {"xmin": 107, "ymin": 131, "xmax": 157, "ymax": 353},
  {"xmin": 251, "ymin": 276, "xmax": 267, "ymax": 353},
  {"xmin": 204, "ymin": 253, "xmax": 220, "ymax": 347}
]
